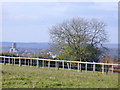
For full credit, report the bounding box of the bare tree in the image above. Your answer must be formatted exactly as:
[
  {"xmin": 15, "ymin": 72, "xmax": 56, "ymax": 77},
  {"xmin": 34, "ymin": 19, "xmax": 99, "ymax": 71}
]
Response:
[{"xmin": 50, "ymin": 17, "xmax": 108, "ymax": 61}]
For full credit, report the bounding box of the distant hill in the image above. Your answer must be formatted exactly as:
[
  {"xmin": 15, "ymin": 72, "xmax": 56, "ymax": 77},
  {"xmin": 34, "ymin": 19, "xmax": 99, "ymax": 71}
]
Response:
[
  {"xmin": 102, "ymin": 44, "xmax": 118, "ymax": 48},
  {"xmin": 0, "ymin": 42, "xmax": 119, "ymax": 56},
  {"xmin": 0, "ymin": 42, "xmax": 119, "ymax": 48},
  {"xmin": 0, "ymin": 42, "xmax": 50, "ymax": 49}
]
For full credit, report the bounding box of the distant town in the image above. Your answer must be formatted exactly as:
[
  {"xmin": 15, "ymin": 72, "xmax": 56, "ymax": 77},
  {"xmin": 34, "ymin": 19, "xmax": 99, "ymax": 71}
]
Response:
[
  {"xmin": 0, "ymin": 42, "xmax": 57, "ymax": 58},
  {"xmin": 0, "ymin": 42, "xmax": 119, "ymax": 60}
]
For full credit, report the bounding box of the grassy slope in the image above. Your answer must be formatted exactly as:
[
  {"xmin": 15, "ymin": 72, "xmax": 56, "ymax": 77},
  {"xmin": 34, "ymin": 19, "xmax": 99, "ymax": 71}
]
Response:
[{"xmin": 2, "ymin": 64, "xmax": 119, "ymax": 88}]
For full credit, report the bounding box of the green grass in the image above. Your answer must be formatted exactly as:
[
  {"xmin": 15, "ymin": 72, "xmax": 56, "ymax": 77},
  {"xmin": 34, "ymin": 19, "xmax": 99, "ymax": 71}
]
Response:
[{"xmin": 2, "ymin": 64, "xmax": 119, "ymax": 88}]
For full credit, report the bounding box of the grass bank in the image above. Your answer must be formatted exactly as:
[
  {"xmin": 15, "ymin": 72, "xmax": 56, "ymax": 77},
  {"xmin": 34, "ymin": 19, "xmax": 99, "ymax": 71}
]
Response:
[{"xmin": 2, "ymin": 64, "xmax": 119, "ymax": 88}]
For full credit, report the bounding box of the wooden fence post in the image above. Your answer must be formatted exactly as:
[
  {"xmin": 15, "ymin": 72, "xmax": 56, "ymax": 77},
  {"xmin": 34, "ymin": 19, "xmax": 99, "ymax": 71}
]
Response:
[
  {"xmin": 42, "ymin": 60, "xmax": 44, "ymax": 67},
  {"xmin": 9, "ymin": 58, "xmax": 10, "ymax": 64},
  {"xmin": 93, "ymin": 64, "xmax": 95, "ymax": 72},
  {"xmin": 85, "ymin": 63, "xmax": 87, "ymax": 72},
  {"xmin": 14, "ymin": 57, "xmax": 15, "ymax": 65},
  {"xmin": 62, "ymin": 61, "xmax": 64, "ymax": 69},
  {"xmin": 4, "ymin": 57, "xmax": 6, "ymax": 65},
  {"xmin": 25, "ymin": 58, "xmax": 26, "ymax": 65},
  {"xmin": 102, "ymin": 64, "xmax": 104, "ymax": 74},
  {"xmin": 80, "ymin": 63, "xmax": 81, "ymax": 71},
  {"xmin": 112, "ymin": 64, "xmax": 114, "ymax": 73},
  {"xmin": 55, "ymin": 61, "xmax": 57, "ymax": 68},
  {"xmin": 67, "ymin": 63, "xmax": 69, "ymax": 69},
  {"xmin": 12, "ymin": 57, "xmax": 13, "ymax": 65},
  {"xmin": 78, "ymin": 63, "xmax": 79, "ymax": 72},
  {"xmin": 70, "ymin": 62, "xmax": 71, "ymax": 69},
  {"xmin": 48, "ymin": 61, "xmax": 50, "ymax": 68},
  {"xmin": 28, "ymin": 60, "xmax": 30, "ymax": 66},
  {"xmin": 19, "ymin": 57, "xmax": 21, "ymax": 66},
  {"xmin": 80, "ymin": 58, "xmax": 82, "ymax": 72},
  {"xmin": 57, "ymin": 62, "xmax": 59, "ymax": 70},
  {"xmin": 37, "ymin": 59, "xmax": 39, "ymax": 68},
  {"xmin": 30, "ymin": 59, "xmax": 32, "ymax": 67}
]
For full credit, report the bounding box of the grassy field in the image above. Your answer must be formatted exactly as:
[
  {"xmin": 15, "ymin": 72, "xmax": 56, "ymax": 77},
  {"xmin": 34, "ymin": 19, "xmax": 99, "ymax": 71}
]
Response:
[{"xmin": 2, "ymin": 64, "xmax": 119, "ymax": 88}]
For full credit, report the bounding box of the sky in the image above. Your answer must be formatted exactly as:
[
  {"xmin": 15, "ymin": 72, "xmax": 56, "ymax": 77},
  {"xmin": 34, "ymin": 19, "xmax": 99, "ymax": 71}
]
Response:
[{"xmin": 2, "ymin": 2, "xmax": 118, "ymax": 44}]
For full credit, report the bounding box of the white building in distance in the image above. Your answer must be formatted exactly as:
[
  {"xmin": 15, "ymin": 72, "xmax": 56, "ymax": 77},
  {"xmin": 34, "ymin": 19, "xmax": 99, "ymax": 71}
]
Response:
[{"xmin": 9, "ymin": 42, "xmax": 18, "ymax": 53}]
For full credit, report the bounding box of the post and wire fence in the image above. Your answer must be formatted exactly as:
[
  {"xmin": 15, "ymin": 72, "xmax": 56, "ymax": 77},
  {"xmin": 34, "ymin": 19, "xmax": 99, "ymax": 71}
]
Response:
[{"xmin": 0, "ymin": 56, "xmax": 119, "ymax": 74}]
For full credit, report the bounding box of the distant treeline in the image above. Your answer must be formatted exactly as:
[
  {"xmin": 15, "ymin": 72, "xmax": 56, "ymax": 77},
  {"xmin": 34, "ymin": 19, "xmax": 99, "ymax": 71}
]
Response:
[{"xmin": 0, "ymin": 53, "xmax": 20, "ymax": 57}]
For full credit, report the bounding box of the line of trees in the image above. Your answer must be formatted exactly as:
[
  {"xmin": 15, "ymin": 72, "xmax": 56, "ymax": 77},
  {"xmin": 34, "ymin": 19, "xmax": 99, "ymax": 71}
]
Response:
[
  {"xmin": 0, "ymin": 53, "xmax": 20, "ymax": 57},
  {"xmin": 32, "ymin": 52, "xmax": 52, "ymax": 59}
]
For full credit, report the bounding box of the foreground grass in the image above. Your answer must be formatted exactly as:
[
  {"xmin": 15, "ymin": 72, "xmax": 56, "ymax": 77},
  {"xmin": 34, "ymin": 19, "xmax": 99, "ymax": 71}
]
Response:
[{"xmin": 2, "ymin": 64, "xmax": 119, "ymax": 88}]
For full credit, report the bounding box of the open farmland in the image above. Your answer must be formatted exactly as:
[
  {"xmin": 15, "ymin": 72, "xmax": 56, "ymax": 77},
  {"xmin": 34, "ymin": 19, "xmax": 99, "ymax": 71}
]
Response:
[{"xmin": 2, "ymin": 64, "xmax": 119, "ymax": 88}]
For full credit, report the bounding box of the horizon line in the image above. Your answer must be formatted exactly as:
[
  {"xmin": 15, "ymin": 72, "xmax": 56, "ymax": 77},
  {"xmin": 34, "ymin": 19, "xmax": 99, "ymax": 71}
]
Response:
[{"xmin": 0, "ymin": 41, "xmax": 119, "ymax": 44}]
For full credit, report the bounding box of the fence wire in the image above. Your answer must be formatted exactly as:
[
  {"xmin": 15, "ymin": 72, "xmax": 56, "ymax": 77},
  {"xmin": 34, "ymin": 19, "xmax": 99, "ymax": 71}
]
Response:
[{"xmin": 0, "ymin": 56, "xmax": 119, "ymax": 74}]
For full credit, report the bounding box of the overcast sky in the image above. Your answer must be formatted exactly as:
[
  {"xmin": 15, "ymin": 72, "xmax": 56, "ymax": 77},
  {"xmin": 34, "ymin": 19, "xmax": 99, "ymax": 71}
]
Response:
[{"xmin": 2, "ymin": 2, "xmax": 118, "ymax": 44}]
